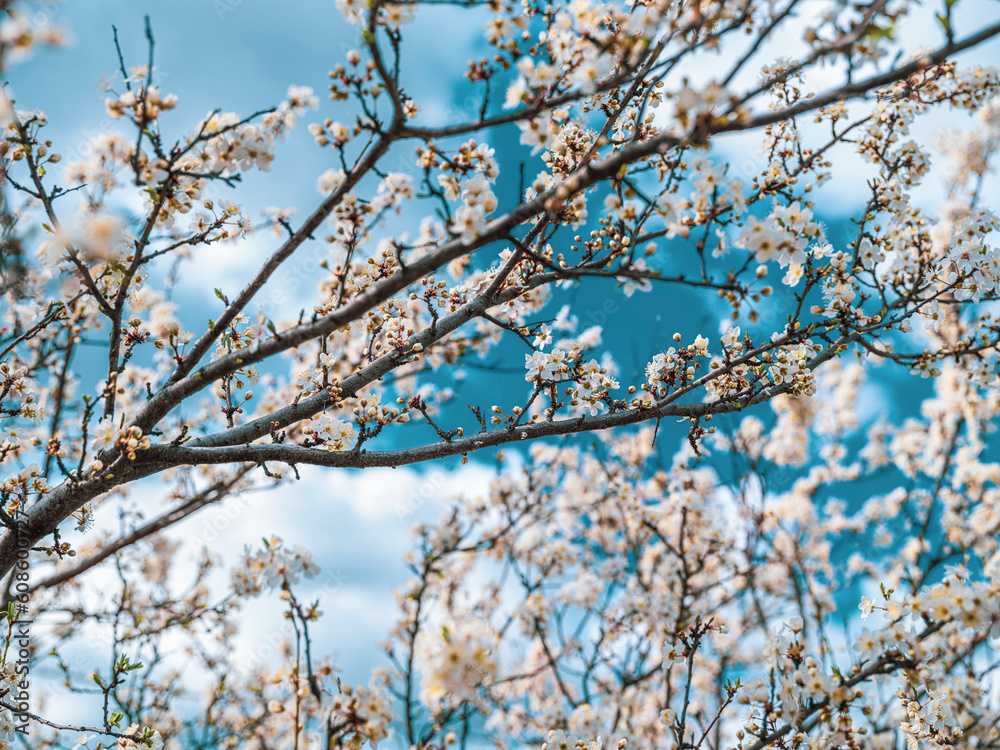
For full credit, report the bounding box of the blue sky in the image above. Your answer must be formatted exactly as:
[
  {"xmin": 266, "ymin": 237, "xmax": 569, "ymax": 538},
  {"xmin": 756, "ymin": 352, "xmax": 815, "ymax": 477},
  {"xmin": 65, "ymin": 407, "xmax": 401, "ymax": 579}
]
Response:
[{"xmin": 8, "ymin": 0, "xmax": 1000, "ymax": 733}]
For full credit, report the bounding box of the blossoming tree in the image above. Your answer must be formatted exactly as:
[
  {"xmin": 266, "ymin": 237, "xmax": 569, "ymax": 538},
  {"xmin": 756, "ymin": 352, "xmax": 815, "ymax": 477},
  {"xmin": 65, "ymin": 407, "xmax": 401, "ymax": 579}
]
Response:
[{"xmin": 0, "ymin": 0, "xmax": 999, "ymax": 746}]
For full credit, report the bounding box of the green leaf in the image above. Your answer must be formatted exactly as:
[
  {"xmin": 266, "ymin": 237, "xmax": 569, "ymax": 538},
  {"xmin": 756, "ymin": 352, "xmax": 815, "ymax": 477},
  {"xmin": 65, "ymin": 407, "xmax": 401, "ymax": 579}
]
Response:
[
  {"xmin": 92, "ymin": 673, "xmax": 104, "ymax": 688},
  {"xmin": 863, "ymin": 22, "xmax": 895, "ymax": 41},
  {"xmin": 936, "ymin": 13, "xmax": 950, "ymax": 33}
]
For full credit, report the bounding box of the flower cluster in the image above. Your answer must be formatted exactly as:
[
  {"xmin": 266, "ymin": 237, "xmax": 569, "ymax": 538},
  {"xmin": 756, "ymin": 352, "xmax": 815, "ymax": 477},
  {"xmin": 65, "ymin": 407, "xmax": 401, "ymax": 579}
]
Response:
[
  {"xmin": 429, "ymin": 144, "xmax": 500, "ymax": 243},
  {"xmin": 303, "ymin": 413, "xmax": 355, "ymax": 451},
  {"xmin": 671, "ymin": 79, "xmax": 738, "ymax": 134},
  {"xmin": 766, "ymin": 340, "xmax": 819, "ymax": 395},
  {"xmin": 644, "ymin": 335, "xmax": 709, "ymax": 395},
  {"xmin": 187, "ymin": 84, "xmax": 317, "ymax": 177},
  {"xmin": 417, "ymin": 619, "xmax": 498, "ymax": 706},
  {"xmin": 90, "ymin": 423, "xmax": 150, "ymax": 460},
  {"xmin": 571, "ymin": 358, "xmax": 620, "ymax": 416},
  {"xmin": 899, "ymin": 691, "xmax": 960, "ymax": 750},
  {"xmin": 0, "ymin": 669, "xmax": 17, "ymax": 748},
  {"xmin": 231, "ymin": 536, "xmax": 320, "ymax": 597},
  {"xmin": 0, "ymin": 10, "xmax": 68, "ymax": 67},
  {"xmin": 0, "ymin": 361, "xmax": 38, "ymax": 421},
  {"xmin": 735, "ymin": 202, "xmax": 820, "ymax": 270},
  {"xmin": 941, "ymin": 210, "xmax": 1000, "ymax": 304},
  {"xmin": 327, "ymin": 683, "xmax": 394, "ymax": 750},
  {"xmin": 72, "ymin": 726, "xmax": 163, "ymax": 750},
  {"xmin": 0, "ymin": 462, "xmax": 48, "ymax": 512},
  {"xmin": 522, "ymin": 326, "xmax": 620, "ymax": 414},
  {"xmin": 105, "ymin": 85, "xmax": 178, "ymax": 122}
]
